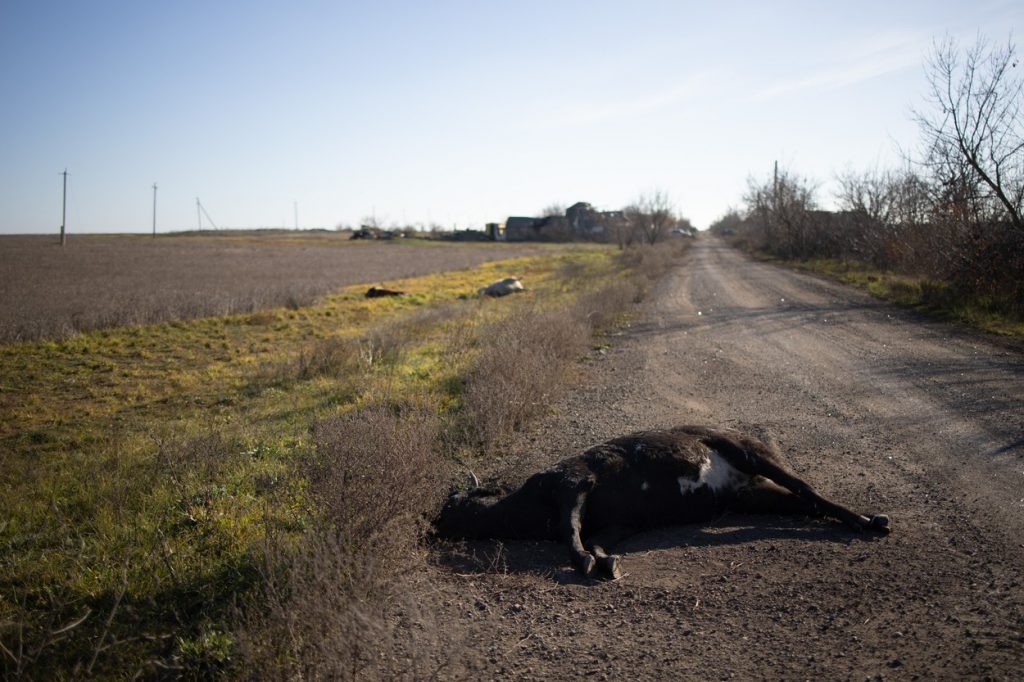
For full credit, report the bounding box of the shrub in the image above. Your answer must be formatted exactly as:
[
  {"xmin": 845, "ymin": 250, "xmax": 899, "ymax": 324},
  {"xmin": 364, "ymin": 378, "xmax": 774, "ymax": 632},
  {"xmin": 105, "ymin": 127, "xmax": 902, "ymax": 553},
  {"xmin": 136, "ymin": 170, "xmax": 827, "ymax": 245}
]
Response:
[
  {"xmin": 295, "ymin": 336, "xmax": 362, "ymax": 380},
  {"xmin": 235, "ymin": 532, "xmax": 447, "ymax": 681},
  {"xmin": 611, "ymin": 242, "xmax": 689, "ymax": 304},
  {"xmin": 577, "ymin": 279, "xmax": 642, "ymax": 333},
  {"xmin": 235, "ymin": 402, "xmax": 449, "ymax": 680},
  {"xmin": 459, "ymin": 305, "xmax": 590, "ymax": 454},
  {"xmin": 251, "ymin": 336, "xmax": 362, "ymax": 390},
  {"xmin": 306, "ymin": 402, "xmax": 446, "ymax": 560}
]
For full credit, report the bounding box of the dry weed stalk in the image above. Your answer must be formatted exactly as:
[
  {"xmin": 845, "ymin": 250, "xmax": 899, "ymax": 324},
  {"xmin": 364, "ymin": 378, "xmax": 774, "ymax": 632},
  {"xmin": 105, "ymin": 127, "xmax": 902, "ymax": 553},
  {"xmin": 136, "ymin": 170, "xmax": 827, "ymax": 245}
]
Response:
[
  {"xmin": 459, "ymin": 304, "xmax": 590, "ymax": 454},
  {"xmin": 235, "ymin": 402, "xmax": 452, "ymax": 680}
]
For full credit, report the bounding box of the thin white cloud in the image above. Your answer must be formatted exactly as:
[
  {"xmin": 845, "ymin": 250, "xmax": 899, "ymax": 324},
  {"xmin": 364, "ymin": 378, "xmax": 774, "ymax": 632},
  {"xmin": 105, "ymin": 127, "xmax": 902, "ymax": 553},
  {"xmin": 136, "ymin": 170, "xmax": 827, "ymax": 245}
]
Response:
[
  {"xmin": 746, "ymin": 30, "xmax": 927, "ymax": 103},
  {"xmin": 532, "ymin": 69, "xmax": 721, "ymax": 129}
]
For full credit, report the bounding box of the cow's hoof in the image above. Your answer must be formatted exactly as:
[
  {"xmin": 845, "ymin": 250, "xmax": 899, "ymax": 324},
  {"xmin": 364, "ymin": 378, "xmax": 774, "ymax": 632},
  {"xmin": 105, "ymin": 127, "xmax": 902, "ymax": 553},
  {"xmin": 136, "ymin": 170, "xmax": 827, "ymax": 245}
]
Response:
[
  {"xmin": 869, "ymin": 514, "xmax": 890, "ymax": 532},
  {"xmin": 577, "ymin": 553, "xmax": 597, "ymax": 578},
  {"xmin": 603, "ymin": 555, "xmax": 623, "ymax": 580}
]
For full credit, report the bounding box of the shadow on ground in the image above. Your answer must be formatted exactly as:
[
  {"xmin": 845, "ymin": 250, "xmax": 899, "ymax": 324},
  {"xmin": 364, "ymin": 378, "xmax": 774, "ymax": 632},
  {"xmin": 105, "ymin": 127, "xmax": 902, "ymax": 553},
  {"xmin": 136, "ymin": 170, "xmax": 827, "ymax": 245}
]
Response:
[{"xmin": 432, "ymin": 514, "xmax": 881, "ymax": 585}]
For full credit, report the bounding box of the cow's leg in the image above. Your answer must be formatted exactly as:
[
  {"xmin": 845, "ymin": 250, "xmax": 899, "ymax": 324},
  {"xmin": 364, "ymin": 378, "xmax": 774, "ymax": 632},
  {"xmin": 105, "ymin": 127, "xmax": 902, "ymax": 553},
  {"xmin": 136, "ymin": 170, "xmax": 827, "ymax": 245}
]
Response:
[
  {"xmin": 712, "ymin": 442, "xmax": 890, "ymax": 533},
  {"xmin": 559, "ymin": 490, "xmax": 597, "ymax": 577},
  {"xmin": 584, "ymin": 524, "xmax": 635, "ymax": 580},
  {"xmin": 733, "ymin": 477, "xmax": 820, "ymax": 516},
  {"xmin": 756, "ymin": 464, "xmax": 889, "ymax": 532}
]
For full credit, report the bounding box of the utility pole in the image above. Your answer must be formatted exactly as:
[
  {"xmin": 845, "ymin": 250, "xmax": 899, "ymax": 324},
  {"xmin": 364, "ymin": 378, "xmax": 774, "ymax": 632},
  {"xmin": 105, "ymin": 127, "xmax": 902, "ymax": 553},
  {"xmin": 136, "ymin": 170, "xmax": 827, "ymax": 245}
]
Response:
[
  {"xmin": 152, "ymin": 183, "xmax": 158, "ymax": 237},
  {"xmin": 773, "ymin": 160, "xmax": 779, "ymax": 209},
  {"xmin": 293, "ymin": 200, "xmax": 298, "ymax": 230},
  {"xmin": 59, "ymin": 169, "xmax": 68, "ymax": 246}
]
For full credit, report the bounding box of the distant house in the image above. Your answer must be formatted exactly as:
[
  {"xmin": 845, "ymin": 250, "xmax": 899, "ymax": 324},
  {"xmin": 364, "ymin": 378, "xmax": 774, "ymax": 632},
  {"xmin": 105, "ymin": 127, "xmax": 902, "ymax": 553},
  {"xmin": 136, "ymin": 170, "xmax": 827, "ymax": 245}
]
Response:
[
  {"xmin": 505, "ymin": 216, "xmax": 560, "ymax": 241},
  {"xmin": 502, "ymin": 202, "xmax": 624, "ymax": 242},
  {"xmin": 485, "ymin": 222, "xmax": 506, "ymax": 241},
  {"xmin": 566, "ymin": 202, "xmax": 624, "ymax": 239}
]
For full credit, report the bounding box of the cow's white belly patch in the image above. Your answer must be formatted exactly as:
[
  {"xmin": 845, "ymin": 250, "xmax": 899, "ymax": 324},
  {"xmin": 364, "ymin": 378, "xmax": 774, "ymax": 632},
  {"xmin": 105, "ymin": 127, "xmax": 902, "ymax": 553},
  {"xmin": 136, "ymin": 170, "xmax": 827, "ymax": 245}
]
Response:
[{"xmin": 678, "ymin": 451, "xmax": 743, "ymax": 495}]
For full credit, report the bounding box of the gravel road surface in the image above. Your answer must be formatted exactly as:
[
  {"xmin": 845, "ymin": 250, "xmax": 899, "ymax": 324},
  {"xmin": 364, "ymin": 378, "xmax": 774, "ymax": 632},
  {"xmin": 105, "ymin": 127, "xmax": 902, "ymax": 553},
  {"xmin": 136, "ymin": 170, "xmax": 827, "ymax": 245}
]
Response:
[{"xmin": 431, "ymin": 236, "xmax": 1024, "ymax": 680}]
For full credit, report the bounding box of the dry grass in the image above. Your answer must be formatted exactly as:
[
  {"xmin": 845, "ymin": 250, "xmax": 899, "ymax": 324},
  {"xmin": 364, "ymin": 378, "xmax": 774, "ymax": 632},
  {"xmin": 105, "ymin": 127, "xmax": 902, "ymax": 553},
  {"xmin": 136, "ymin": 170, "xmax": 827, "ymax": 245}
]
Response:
[
  {"xmin": 252, "ymin": 336, "xmax": 364, "ymax": 390},
  {"xmin": 236, "ymin": 533, "xmax": 451, "ymax": 681},
  {"xmin": 0, "ymin": 242, "xmax": 676, "ymax": 678},
  {"xmin": 452, "ymin": 244, "xmax": 691, "ymax": 456},
  {"xmin": 230, "ymin": 256, "xmax": 665, "ymax": 678},
  {"xmin": 458, "ymin": 305, "xmax": 590, "ymax": 454},
  {"xmin": 785, "ymin": 258, "xmax": 1024, "ymax": 337},
  {"xmin": 578, "ymin": 279, "xmax": 643, "ymax": 333},
  {"xmin": 456, "ymin": 271, "xmax": 665, "ymax": 455},
  {"xmin": 0, "ymin": 232, "xmax": 551, "ymax": 342},
  {"xmin": 250, "ymin": 303, "xmax": 468, "ymax": 392},
  {"xmin": 615, "ymin": 240, "xmax": 690, "ymax": 285},
  {"xmin": 306, "ymin": 402, "xmax": 447, "ymax": 556},
  {"xmin": 235, "ymin": 402, "xmax": 450, "ymax": 680}
]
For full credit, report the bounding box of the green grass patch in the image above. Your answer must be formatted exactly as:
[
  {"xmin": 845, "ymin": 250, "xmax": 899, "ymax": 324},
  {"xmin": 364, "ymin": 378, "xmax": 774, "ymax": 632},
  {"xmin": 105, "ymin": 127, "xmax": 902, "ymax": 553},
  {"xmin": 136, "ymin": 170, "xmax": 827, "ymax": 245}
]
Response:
[
  {"xmin": 769, "ymin": 256, "xmax": 1024, "ymax": 337},
  {"xmin": 0, "ymin": 243, "xmax": 637, "ymax": 678}
]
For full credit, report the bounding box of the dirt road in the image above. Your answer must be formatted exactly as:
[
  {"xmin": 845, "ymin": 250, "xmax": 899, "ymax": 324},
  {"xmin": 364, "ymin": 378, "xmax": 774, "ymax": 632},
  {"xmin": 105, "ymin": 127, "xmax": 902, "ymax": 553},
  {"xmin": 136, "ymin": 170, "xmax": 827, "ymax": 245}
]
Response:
[{"xmin": 432, "ymin": 236, "xmax": 1024, "ymax": 680}]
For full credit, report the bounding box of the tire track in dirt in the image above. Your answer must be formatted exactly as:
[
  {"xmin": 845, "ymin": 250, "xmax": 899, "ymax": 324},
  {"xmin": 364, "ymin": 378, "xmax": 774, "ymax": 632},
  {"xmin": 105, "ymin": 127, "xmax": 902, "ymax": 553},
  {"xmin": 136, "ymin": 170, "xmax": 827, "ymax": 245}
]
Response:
[
  {"xmin": 431, "ymin": 236, "xmax": 1024, "ymax": 680},
  {"xmin": 639, "ymin": 239, "xmax": 1023, "ymax": 539}
]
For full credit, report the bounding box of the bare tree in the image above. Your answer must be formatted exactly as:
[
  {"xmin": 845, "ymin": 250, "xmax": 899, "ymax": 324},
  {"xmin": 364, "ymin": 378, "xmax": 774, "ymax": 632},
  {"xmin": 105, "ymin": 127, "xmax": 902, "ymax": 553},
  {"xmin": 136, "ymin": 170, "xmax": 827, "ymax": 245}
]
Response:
[
  {"xmin": 360, "ymin": 214, "xmax": 383, "ymax": 230},
  {"xmin": 834, "ymin": 166, "xmax": 938, "ymax": 268},
  {"xmin": 888, "ymin": 168, "xmax": 934, "ymax": 229},
  {"xmin": 833, "ymin": 165, "xmax": 934, "ymax": 232},
  {"xmin": 608, "ymin": 209, "xmax": 637, "ymax": 249},
  {"xmin": 833, "ymin": 166, "xmax": 899, "ymax": 263},
  {"xmin": 619, "ymin": 204, "xmax": 642, "ymax": 248},
  {"xmin": 624, "ymin": 190, "xmax": 676, "ymax": 245},
  {"xmin": 913, "ymin": 34, "xmax": 1024, "ymax": 230},
  {"xmin": 707, "ymin": 209, "xmax": 746, "ymax": 236},
  {"xmin": 743, "ymin": 168, "xmax": 817, "ymax": 258},
  {"xmin": 835, "ymin": 166, "xmax": 900, "ymax": 226},
  {"xmin": 539, "ymin": 203, "xmax": 567, "ymax": 218}
]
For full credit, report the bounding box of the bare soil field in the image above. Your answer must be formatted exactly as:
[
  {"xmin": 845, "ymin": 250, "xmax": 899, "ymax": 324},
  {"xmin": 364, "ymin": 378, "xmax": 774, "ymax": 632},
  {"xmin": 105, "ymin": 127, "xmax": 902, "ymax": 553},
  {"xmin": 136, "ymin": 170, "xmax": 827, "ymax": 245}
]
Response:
[
  {"xmin": 428, "ymin": 235, "xmax": 1024, "ymax": 680},
  {"xmin": 0, "ymin": 232, "xmax": 551, "ymax": 342}
]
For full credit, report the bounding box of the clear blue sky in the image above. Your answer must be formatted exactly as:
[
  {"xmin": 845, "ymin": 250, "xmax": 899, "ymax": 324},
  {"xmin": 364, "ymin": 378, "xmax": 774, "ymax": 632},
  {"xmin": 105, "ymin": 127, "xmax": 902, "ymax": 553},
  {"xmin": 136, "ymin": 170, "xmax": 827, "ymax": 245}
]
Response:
[{"xmin": 1, "ymin": 1, "xmax": 1019, "ymax": 234}]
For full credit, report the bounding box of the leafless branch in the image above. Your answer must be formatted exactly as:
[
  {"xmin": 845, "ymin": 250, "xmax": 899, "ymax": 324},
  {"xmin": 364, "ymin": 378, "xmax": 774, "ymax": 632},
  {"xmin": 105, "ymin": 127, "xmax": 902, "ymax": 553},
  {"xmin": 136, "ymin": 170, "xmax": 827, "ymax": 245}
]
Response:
[{"xmin": 912, "ymin": 34, "xmax": 1024, "ymax": 229}]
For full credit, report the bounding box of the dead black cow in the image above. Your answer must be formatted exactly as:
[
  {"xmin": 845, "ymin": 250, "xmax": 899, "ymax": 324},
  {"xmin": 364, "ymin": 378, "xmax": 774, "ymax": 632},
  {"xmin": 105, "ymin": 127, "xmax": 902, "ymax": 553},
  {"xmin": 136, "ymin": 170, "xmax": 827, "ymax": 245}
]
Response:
[{"xmin": 434, "ymin": 425, "xmax": 890, "ymax": 579}]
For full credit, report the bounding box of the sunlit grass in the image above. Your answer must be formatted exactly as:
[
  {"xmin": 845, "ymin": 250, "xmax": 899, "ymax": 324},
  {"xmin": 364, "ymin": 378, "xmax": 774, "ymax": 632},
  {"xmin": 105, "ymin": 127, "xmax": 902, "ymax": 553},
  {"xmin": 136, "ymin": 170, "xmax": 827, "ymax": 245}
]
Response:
[
  {"xmin": 769, "ymin": 256, "xmax": 1024, "ymax": 337},
  {"xmin": 0, "ymin": 243, "xmax": 627, "ymax": 676}
]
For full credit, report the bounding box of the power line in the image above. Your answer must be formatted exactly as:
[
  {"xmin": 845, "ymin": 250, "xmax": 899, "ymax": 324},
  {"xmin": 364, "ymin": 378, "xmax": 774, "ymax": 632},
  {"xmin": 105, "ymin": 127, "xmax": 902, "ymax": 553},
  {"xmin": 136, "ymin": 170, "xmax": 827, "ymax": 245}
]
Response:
[{"xmin": 196, "ymin": 198, "xmax": 219, "ymax": 230}]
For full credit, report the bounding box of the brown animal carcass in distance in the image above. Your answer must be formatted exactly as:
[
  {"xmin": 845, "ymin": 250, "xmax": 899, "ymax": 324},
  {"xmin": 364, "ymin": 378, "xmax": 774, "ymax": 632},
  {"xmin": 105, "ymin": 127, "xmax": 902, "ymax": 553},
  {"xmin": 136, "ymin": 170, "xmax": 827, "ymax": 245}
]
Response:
[{"xmin": 365, "ymin": 286, "xmax": 405, "ymax": 298}]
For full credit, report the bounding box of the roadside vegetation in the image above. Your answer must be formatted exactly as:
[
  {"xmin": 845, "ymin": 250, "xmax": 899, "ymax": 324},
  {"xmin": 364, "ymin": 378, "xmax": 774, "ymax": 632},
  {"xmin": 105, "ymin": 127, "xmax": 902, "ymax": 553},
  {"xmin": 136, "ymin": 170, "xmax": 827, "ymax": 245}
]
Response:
[
  {"xmin": 0, "ymin": 240, "xmax": 687, "ymax": 678},
  {"xmin": 767, "ymin": 257, "xmax": 1024, "ymax": 336},
  {"xmin": 710, "ymin": 35, "xmax": 1024, "ymax": 337}
]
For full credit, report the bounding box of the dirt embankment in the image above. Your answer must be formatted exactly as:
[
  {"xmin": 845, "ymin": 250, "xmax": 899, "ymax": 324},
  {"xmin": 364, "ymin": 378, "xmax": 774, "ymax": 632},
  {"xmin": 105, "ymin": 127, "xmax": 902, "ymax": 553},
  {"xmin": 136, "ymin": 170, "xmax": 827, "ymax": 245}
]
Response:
[{"xmin": 429, "ymin": 236, "xmax": 1024, "ymax": 680}]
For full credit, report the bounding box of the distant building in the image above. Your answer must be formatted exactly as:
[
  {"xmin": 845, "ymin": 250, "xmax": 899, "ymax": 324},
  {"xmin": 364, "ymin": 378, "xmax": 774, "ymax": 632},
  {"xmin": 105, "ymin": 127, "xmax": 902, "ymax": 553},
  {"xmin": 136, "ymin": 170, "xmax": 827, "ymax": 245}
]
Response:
[
  {"xmin": 504, "ymin": 216, "xmax": 560, "ymax": 241},
  {"xmin": 485, "ymin": 222, "xmax": 506, "ymax": 241},
  {"xmin": 502, "ymin": 202, "xmax": 624, "ymax": 242}
]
